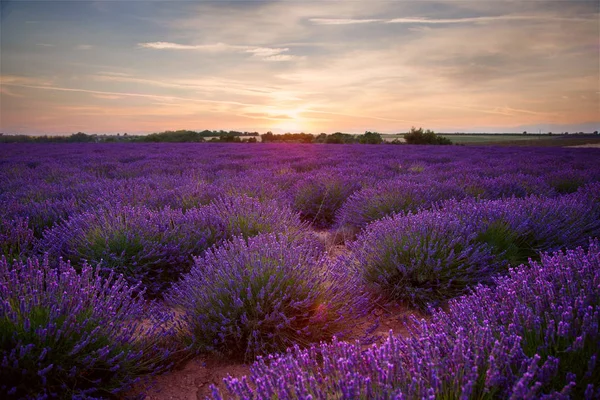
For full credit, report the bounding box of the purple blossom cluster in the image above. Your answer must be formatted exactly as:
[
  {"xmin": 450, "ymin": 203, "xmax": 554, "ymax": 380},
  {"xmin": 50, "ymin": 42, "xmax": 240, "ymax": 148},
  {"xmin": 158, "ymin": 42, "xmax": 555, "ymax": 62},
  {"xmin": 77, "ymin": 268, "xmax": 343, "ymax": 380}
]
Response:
[
  {"xmin": 166, "ymin": 233, "xmax": 370, "ymax": 362},
  {"xmin": 214, "ymin": 240, "xmax": 600, "ymax": 399},
  {"xmin": 38, "ymin": 196, "xmax": 304, "ymax": 297},
  {"xmin": 348, "ymin": 189, "xmax": 600, "ymax": 309},
  {"xmin": 290, "ymin": 169, "xmax": 364, "ymax": 228},
  {"xmin": 335, "ymin": 179, "xmax": 467, "ymax": 230},
  {"xmin": 0, "ymin": 256, "xmax": 179, "ymax": 399},
  {"xmin": 1, "ymin": 143, "xmax": 599, "ymax": 398}
]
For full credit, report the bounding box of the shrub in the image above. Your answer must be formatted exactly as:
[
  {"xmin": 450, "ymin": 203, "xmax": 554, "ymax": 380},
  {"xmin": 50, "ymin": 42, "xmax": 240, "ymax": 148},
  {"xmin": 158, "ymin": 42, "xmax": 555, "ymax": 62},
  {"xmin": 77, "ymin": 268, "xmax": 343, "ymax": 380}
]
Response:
[
  {"xmin": 206, "ymin": 195, "xmax": 305, "ymax": 239},
  {"xmin": 38, "ymin": 205, "xmax": 225, "ymax": 297},
  {"xmin": 166, "ymin": 233, "xmax": 370, "ymax": 362},
  {"xmin": 0, "ymin": 217, "xmax": 34, "ymax": 261},
  {"xmin": 442, "ymin": 192, "xmax": 600, "ymax": 266},
  {"xmin": 453, "ymin": 173, "xmax": 555, "ymax": 200},
  {"xmin": 213, "ymin": 240, "xmax": 600, "ymax": 399},
  {"xmin": 335, "ymin": 179, "xmax": 465, "ymax": 230},
  {"xmin": 347, "ymin": 210, "xmax": 500, "ymax": 310},
  {"xmin": 39, "ymin": 197, "xmax": 304, "ymax": 297},
  {"xmin": 403, "ymin": 127, "xmax": 452, "ymax": 145},
  {"xmin": 0, "ymin": 256, "xmax": 178, "ymax": 399},
  {"xmin": 292, "ymin": 172, "xmax": 361, "ymax": 228}
]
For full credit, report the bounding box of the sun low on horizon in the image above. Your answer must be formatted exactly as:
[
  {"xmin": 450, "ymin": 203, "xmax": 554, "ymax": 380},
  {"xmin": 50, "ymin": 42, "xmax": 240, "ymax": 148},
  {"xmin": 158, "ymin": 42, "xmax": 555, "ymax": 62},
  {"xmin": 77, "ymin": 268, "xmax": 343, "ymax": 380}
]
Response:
[{"xmin": 1, "ymin": 0, "xmax": 598, "ymax": 136}]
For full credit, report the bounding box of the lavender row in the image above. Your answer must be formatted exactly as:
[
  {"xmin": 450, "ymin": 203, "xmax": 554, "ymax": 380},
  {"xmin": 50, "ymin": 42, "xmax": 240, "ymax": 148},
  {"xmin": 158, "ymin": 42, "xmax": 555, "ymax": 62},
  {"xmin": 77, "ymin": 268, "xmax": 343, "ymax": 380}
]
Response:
[
  {"xmin": 346, "ymin": 188, "xmax": 600, "ymax": 310},
  {"xmin": 0, "ymin": 256, "xmax": 181, "ymax": 399},
  {"xmin": 38, "ymin": 196, "xmax": 306, "ymax": 297},
  {"xmin": 214, "ymin": 239, "xmax": 600, "ymax": 399},
  {"xmin": 2, "ymin": 144, "xmax": 600, "ymax": 249}
]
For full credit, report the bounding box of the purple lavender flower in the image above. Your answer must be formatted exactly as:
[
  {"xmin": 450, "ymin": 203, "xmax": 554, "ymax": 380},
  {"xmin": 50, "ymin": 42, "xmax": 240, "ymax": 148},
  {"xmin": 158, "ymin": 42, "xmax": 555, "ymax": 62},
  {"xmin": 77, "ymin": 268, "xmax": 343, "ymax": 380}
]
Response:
[
  {"xmin": 0, "ymin": 256, "xmax": 179, "ymax": 399},
  {"xmin": 166, "ymin": 233, "xmax": 370, "ymax": 361},
  {"xmin": 213, "ymin": 240, "xmax": 600, "ymax": 399}
]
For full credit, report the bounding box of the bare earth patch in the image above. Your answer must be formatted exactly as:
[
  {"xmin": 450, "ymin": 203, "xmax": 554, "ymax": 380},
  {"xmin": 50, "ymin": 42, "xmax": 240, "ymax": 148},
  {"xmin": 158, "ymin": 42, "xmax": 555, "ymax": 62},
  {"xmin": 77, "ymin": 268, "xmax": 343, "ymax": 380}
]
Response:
[{"xmin": 135, "ymin": 356, "xmax": 250, "ymax": 400}]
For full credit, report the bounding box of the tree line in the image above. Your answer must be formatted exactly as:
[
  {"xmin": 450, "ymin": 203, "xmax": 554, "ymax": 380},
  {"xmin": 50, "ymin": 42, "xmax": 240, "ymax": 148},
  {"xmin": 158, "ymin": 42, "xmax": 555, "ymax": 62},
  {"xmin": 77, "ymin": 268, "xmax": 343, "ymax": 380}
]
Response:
[{"xmin": 0, "ymin": 128, "xmax": 452, "ymax": 145}]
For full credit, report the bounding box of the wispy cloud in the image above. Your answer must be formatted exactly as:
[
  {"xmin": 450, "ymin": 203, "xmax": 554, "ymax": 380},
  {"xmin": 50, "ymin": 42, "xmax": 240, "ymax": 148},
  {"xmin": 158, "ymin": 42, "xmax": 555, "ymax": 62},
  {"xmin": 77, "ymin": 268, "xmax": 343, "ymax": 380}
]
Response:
[
  {"xmin": 0, "ymin": 86, "xmax": 24, "ymax": 98},
  {"xmin": 1, "ymin": 75, "xmax": 53, "ymax": 86},
  {"xmin": 138, "ymin": 41, "xmax": 298, "ymax": 61},
  {"xmin": 91, "ymin": 94, "xmax": 122, "ymax": 100},
  {"xmin": 36, "ymin": 43, "xmax": 55, "ymax": 47},
  {"xmin": 309, "ymin": 18, "xmax": 383, "ymax": 25},
  {"xmin": 386, "ymin": 15, "xmax": 593, "ymax": 24},
  {"xmin": 310, "ymin": 15, "xmax": 595, "ymax": 26},
  {"xmin": 75, "ymin": 44, "xmax": 93, "ymax": 50}
]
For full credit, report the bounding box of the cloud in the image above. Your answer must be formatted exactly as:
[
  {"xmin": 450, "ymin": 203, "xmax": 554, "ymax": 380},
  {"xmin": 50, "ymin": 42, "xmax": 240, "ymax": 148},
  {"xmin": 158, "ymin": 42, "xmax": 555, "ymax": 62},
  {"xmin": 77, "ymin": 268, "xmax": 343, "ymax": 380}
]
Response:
[
  {"xmin": 36, "ymin": 43, "xmax": 55, "ymax": 47},
  {"xmin": 138, "ymin": 41, "xmax": 296, "ymax": 61},
  {"xmin": 91, "ymin": 94, "xmax": 122, "ymax": 100},
  {"xmin": 386, "ymin": 15, "xmax": 592, "ymax": 24},
  {"xmin": 76, "ymin": 44, "xmax": 93, "ymax": 50},
  {"xmin": 0, "ymin": 75, "xmax": 53, "ymax": 86},
  {"xmin": 309, "ymin": 18, "xmax": 383, "ymax": 25},
  {"xmin": 0, "ymin": 86, "xmax": 24, "ymax": 98},
  {"xmin": 243, "ymin": 112, "xmax": 293, "ymax": 120},
  {"xmin": 263, "ymin": 54, "xmax": 303, "ymax": 62}
]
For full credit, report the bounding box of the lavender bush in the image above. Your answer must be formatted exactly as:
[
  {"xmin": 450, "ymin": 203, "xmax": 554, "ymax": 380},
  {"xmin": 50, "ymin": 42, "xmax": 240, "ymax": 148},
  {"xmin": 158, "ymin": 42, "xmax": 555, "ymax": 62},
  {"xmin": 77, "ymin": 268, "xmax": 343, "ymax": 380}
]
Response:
[
  {"xmin": 205, "ymin": 195, "xmax": 306, "ymax": 240},
  {"xmin": 0, "ymin": 256, "xmax": 178, "ymax": 399},
  {"xmin": 0, "ymin": 217, "xmax": 35, "ymax": 261},
  {"xmin": 166, "ymin": 233, "xmax": 370, "ymax": 362},
  {"xmin": 347, "ymin": 210, "xmax": 500, "ymax": 310},
  {"xmin": 214, "ymin": 240, "xmax": 600, "ymax": 399},
  {"xmin": 38, "ymin": 205, "xmax": 225, "ymax": 297},
  {"xmin": 349, "ymin": 191, "xmax": 600, "ymax": 310},
  {"xmin": 443, "ymin": 192, "xmax": 600, "ymax": 265},
  {"xmin": 291, "ymin": 171, "xmax": 362, "ymax": 228},
  {"xmin": 39, "ymin": 197, "xmax": 304, "ymax": 297},
  {"xmin": 335, "ymin": 179, "xmax": 466, "ymax": 230}
]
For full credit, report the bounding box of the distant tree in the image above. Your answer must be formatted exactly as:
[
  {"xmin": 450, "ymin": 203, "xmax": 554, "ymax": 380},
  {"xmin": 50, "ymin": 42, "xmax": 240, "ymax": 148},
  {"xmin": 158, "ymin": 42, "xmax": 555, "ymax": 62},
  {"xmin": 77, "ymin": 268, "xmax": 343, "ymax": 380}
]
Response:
[
  {"xmin": 404, "ymin": 127, "xmax": 451, "ymax": 145},
  {"xmin": 314, "ymin": 133, "xmax": 328, "ymax": 143},
  {"xmin": 358, "ymin": 131, "xmax": 383, "ymax": 144},
  {"xmin": 260, "ymin": 131, "xmax": 275, "ymax": 143},
  {"xmin": 594, "ymin": 131, "xmax": 598, "ymax": 135},
  {"xmin": 68, "ymin": 132, "xmax": 95, "ymax": 142},
  {"xmin": 523, "ymin": 131, "xmax": 527, "ymax": 135}
]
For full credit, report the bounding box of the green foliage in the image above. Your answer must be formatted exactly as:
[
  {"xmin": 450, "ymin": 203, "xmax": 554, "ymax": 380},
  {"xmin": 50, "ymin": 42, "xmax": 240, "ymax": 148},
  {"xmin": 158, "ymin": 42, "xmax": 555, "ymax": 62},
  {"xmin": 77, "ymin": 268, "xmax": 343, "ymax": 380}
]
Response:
[
  {"xmin": 261, "ymin": 132, "xmax": 314, "ymax": 143},
  {"xmin": 358, "ymin": 131, "xmax": 383, "ymax": 144},
  {"xmin": 404, "ymin": 127, "xmax": 452, "ymax": 145},
  {"xmin": 141, "ymin": 130, "xmax": 207, "ymax": 142},
  {"xmin": 475, "ymin": 220, "xmax": 536, "ymax": 265}
]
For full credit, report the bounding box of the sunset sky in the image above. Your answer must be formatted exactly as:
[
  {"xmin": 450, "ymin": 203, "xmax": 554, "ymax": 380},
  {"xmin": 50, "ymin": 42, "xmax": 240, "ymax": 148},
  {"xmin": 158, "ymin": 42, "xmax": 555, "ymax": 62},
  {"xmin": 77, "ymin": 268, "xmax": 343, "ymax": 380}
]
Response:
[{"xmin": 1, "ymin": 0, "xmax": 598, "ymax": 135}]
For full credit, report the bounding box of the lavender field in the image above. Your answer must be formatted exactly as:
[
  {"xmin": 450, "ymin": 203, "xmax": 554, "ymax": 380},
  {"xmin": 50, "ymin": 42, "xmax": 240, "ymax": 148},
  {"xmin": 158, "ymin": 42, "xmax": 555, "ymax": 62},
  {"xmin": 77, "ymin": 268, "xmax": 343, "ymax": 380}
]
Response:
[{"xmin": 1, "ymin": 143, "xmax": 599, "ymax": 399}]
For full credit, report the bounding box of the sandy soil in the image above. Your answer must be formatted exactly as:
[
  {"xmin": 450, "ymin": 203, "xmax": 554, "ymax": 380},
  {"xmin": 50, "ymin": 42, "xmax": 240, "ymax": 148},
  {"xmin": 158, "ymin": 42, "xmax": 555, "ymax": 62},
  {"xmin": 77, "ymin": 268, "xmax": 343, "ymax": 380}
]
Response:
[
  {"xmin": 131, "ymin": 229, "xmax": 425, "ymax": 400},
  {"xmin": 137, "ymin": 356, "xmax": 250, "ymax": 400}
]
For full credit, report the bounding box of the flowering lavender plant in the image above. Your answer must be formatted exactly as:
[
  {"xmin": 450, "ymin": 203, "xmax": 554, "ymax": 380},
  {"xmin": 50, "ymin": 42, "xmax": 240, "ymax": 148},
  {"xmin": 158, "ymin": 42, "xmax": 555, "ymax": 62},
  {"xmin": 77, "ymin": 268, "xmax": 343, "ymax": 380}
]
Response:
[
  {"xmin": 442, "ymin": 192, "xmax": 600, "ymax": 265},
  {"xmin": 335, "ymin": 179, "xmax": 465, "ymax": 230},
  {"xmin": 205, "ymin": 195, "xmax": 306, "ymax": 240},
  {"xmin": 166, "ymin": 233, "xmax": 370, "ymax": 362},
  {"xmin": 347, "ymin": 210, "xmax": 500, "ymax": 310},
  {"xmin": 0, "ymin": 216, "xmax": 34, "ymax": 261},
  {"xmin": 213, "ymin": 240, "xmax": 600, "ymax": 399},
  {"xmin": 38, "ymin": 205, "xmax": 226, "ymax": 297},
  {"xmin": 0, "ymin": 256, "xmax": 178, "ymax": 399},
  {"xmin": 291, "ymin": 171, "xmax": 361, "ymax": 228}
]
